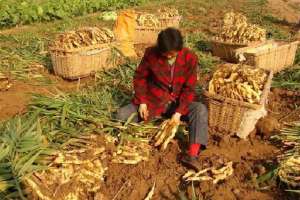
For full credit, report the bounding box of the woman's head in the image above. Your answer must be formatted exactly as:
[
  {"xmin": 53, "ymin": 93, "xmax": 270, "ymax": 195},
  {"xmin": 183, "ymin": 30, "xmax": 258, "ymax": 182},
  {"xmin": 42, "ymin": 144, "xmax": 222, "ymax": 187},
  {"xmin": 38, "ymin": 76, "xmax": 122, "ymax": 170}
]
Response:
[{"xmin": 156, "ymin": 28, "xmax": 183, "ymax": 58}]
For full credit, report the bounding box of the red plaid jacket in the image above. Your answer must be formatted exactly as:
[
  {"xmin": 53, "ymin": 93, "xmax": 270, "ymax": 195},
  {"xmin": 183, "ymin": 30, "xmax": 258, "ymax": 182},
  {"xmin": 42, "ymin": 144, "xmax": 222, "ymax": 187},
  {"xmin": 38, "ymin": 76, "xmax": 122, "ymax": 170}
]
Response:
[{"xmin": 132, "ymin": 47, "xmax": 198, "ymax": 118}]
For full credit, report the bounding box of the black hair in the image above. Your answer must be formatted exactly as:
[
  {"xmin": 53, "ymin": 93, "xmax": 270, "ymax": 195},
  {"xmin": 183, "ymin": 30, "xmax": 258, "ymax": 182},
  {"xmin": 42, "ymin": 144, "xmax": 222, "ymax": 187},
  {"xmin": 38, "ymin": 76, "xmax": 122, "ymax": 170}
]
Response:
[{"xmin": 156, "ymin": 28, "xmax": 183, "ymax": 54}]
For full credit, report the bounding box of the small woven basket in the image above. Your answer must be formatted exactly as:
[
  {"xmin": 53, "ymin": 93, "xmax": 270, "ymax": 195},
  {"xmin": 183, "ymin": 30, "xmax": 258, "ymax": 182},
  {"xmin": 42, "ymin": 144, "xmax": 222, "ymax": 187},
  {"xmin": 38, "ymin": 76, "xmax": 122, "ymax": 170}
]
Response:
[
  {"xmin": 211, "ymin": 40, "xmax": 262, "ymax": 63},
  {"xmin": 203, "ymin": 67, "xmax": 273, "ymax": 134},
  {"xmin": 50, "ymin": 43, "xmax": 113, "ymax": 80},
  {"xmin": 134, "ymin": 26, "xmax": 163, "ymax": 45},
  {"xmin": 134, "ymin": 15, "xmax": 181, "ymax": 44},
  {"xmin": 158, "ymin": 16, "xmax": 181, "ymax": 28},
  {"xmin": 235, "ymin": 40, "xmax": 299, "ymax": 73}
]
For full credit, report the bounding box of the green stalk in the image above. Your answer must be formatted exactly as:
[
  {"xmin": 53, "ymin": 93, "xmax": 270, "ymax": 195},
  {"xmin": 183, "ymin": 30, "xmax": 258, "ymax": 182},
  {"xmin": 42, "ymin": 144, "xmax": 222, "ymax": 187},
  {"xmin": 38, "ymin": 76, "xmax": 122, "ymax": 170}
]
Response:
[{"xmin": 13, "ymin": 175, "xmax": 26, "ymax": 200}]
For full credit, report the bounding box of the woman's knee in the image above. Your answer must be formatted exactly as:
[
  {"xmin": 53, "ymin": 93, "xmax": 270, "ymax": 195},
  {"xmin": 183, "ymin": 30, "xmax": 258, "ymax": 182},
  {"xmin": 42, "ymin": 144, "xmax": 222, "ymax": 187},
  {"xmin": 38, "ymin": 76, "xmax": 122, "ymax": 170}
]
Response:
[{"xmin": 116, "ymin": 104, "xmax": 138, "ymax": 121}]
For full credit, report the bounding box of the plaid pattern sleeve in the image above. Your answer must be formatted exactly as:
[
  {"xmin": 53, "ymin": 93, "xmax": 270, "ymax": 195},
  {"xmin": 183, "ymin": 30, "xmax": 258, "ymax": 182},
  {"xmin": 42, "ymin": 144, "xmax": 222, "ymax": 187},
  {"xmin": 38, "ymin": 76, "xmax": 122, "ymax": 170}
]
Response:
[
  {"xmin": 175, "ymin": 53, "xmax": 198, "ymax": 115},
  {"xmin": 132, "ymin": 48, "xmax": 151, "ymax": 105},
  {"xmin": 132, "ymin": 47, "xmax": 199, "ymax": 119}
]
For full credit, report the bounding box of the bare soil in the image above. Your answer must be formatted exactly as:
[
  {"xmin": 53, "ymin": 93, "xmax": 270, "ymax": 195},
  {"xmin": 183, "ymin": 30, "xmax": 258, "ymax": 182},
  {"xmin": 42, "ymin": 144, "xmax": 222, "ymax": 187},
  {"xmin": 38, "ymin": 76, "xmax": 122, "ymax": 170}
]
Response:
[
  {"xmin": 0, "ymin": 76, "xmax": 95, "ymax": 121},
  {"xmin": 0, "ymin": 81, "xmax": 49, "ymax": 121},
  {"xmin": 99, "ymin": 80, "xmax": 299, "ymax": 200},
  {"xmin": 101, "ymin": 135, "xmax": 282, "ymax": 200},
  {"xmin": 267, "ymin": 0, "xmax": 300, "ymax": 24},
  {"xmin": 0, "ymin": 0, "xmax": 299, "ymax": 199},
  {"xmin": 268, "ymin": 88, "xmax": 300, "ymax": 123}
]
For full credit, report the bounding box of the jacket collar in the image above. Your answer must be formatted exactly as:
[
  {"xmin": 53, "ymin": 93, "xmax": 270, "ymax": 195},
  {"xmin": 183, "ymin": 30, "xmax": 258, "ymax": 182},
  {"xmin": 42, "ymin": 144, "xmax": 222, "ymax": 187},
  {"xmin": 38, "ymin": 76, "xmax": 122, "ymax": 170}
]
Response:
[{"xmin": 157, "ymin": 48, "xmax": 185, "ymax": 66}]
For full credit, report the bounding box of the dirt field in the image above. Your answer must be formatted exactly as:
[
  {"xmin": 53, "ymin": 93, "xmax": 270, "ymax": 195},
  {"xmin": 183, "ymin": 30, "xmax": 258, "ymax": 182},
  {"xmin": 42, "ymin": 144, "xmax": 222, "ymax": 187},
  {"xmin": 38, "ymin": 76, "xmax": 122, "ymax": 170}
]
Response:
[
  {"xmin": 0, "ymin": 0, "xmax": 300, "ymax": 199},
  {"xmin": 102, "ymin": 137, "xmax": 280, "ymax": 200},
  {"xmin": 268, "ymin": 0, "xmax": 300, "ymax": 24},
  {"xmin": 97, "ymin": 86, "xmax": 298, "ymax": 200}
]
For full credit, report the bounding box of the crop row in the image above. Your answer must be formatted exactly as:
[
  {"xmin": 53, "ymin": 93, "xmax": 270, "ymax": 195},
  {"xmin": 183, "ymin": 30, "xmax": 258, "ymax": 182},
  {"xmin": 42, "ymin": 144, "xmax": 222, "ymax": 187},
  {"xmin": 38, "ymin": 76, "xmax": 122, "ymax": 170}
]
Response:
[{"xmin": 0, "ymin": 0, "xmax": 146, "ymax": 28}]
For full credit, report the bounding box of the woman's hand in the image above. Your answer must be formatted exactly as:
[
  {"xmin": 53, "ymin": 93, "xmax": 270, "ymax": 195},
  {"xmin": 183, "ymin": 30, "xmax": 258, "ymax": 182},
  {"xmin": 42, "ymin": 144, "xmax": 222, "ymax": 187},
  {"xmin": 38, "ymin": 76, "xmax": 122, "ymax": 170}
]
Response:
[
  {"xmin": 171, "ymin": 112, "xmax": 181, "ymax": 125},
  {"xmin": 139, "ymin": 104, "xmax": 149, "ymax": 121}
]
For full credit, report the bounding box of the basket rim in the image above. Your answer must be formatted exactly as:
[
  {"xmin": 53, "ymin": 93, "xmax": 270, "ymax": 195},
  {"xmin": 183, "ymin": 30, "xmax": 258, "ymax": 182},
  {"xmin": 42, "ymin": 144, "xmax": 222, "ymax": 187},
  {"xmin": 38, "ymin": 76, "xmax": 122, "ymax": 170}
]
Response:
[
  {"xmin": 158, "ymin": 15, "xmax": 182, "ymax": 20},
  {"xmin": 135, "ymin": 11, "xmax": 181, "ymax": 18},
  {"xmin": 236, "ymin": 40, "xmax": 299, "ymax": 56},
  {"xmin": 135, "ymin": 26, "xmax": 164, "ymax": 30},
  {"xmin": 49, "ymin": 41, "xmax": 115, "ymax": 53},
  {"xmin": 211, "ymin": 39, "xmax": 263, "ymax": 47},
  {"xmin": 203, "ymin": 91, "xmax": 262, "ymax": 109},
  {"xmin": 50, "ymin": 47, "xmax": 111, "ymax": 58},
  {"xmin": 203, "ymin": 68, "xmax": 273, "ymax": 110}
]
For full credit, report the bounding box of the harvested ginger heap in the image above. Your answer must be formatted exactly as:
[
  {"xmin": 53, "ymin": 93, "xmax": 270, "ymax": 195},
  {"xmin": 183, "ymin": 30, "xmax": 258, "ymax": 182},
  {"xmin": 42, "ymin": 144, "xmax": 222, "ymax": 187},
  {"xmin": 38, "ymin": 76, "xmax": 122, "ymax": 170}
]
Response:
[
  {"xmin": 158, "ymin": 7, "xmax": 179, "ymax": 18},
  {"xmin": 50, "ymin": 27, "xmax": 114, "ymax": 50},
  {"xmin": 215, "ymin": 12, "xmax": 266, "ymax": 44},
  {"xmin": 137, "ymin": 13, "xmax": 160, "ymax": 27},
  {"xmin": 209, "ymin": 65, "xmax": 268, "ymax": 104}
]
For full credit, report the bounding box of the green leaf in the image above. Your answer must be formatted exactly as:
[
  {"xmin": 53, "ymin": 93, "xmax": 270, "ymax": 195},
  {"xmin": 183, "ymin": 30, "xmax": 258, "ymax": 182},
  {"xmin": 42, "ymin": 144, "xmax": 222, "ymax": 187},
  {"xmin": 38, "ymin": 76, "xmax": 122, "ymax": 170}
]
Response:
[
  {"xmin": 0, "ymin": 167, "xmax": 12, "ymax": 174},
  {"xmin": 37, "ymin": 148, "xmax": 55, "ymax": 155},
  {"xmin": 16, "ymin": 145, "xmax": 41, "ymax": 153},
  {"xmin": 22, "ymin": 120, "xmax": 37, "ymax": 137},
  {"xmin": 55, "ymin": 9, "xmax": 66, "ymax": 19},
  {"xmin": 124, "ymin": 113, "xmax": 137, "ymax": 126},
  {"xmin": 60, "ymin": 103, "xmax": 68, "ymax": 127},
  {"xmin": 0, "ymin": 145, "xmax": 9, "ymax": 161},
  {"xmin": 0, "ymin": 163, "xmax": 11, "ymax": 168},
  {"xmin": 0, "ymin": 174, "xmax": 13, "ymax": 182},
  {"xmin": 37, "ymin": 6, "xmax": 43, "ymax": 16},
  {"xmin": 4, "ymin": 189, "xmax": 24, "ymax": 199},
  {"xmin": 18, "ymin": 150, "xmax": 43, "ymax": 176},
  {"xmin": 177, "ymin": 190, "xmax": 189, "ymax": 200},
  {"xmin": 256, "ymin": 168, "xmax": 278, "ymax": 184},
  {"xmin": 0, "ymin": 180, "xmax": 15, "ymax": 192},
  {"xmin": 36, "ymin": 118, "xmax": 42, "ymax": 135},
  {"xmin": 14, "ymin": 151, "xmax": 35, "ymax": 173},
  {"xmin": 286, "ymin": 190, "xmax": 300, "ymax": 194},
  {"xmin": 29, "ymin": 165, "xmax": 48, "ymax": 172}
]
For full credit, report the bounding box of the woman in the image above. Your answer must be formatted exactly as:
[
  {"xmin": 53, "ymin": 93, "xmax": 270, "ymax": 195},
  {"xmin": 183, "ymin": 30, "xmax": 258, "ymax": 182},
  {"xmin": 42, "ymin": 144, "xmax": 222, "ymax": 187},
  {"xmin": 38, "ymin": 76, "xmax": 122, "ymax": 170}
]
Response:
[{"xmin": 116, "ymin": 28, "xmax": 208, "ymax": 170}]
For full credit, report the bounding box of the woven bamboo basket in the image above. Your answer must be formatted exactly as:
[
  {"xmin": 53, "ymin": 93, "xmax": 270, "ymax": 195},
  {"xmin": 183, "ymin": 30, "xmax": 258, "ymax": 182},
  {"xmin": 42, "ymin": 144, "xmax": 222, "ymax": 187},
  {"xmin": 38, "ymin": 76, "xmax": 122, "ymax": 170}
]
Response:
[
  {"xmin": 203, "ymin": 68, "xmax": 273, "ymax": 134},
  {"xmin": 134, "ymin": 11, "xmax": 181, "ymax": 44},
  {"xmin": 50, "ymin": 43, "xmax": 112, "ymax": 80},
  {"xmin": 134, "ymin": 26, "xmax": 163, "ymax": 44},
  {"xmin": 235, "ymin": 40, "xmax": 299, "ymax": 73},
  {"xmin": 158, "ymin": 16, "xmax": 182, "ymax": 28},
  {"xmin": 211, "ymin": 40, "xmax": 262, "ymax": 63}
]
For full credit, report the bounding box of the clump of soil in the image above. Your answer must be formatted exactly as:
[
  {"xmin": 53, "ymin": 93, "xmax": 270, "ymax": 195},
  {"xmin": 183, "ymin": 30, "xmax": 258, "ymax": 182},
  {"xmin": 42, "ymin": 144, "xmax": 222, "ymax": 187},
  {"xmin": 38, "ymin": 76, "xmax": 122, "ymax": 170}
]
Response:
[
  {"xmin": 268, "ymin": 88, "xmax": 300, "ymax": 122},
  {"xmin": 256, "ymin": 116, "xmax": 281, "ymax": 139}
]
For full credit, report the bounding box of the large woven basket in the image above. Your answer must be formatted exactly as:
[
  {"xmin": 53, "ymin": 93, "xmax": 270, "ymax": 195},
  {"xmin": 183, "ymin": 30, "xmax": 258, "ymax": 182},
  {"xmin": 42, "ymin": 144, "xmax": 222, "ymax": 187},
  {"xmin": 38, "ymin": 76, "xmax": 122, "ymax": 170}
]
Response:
[
  {"xmin": 235, "ymin": 40, "xmax": 299, "ymax": 73},
  {"xmin": 211, "ymin": 40, "xmax": 262, "ymax": 63},
  {"xmin": 203, "ymin": 68, "xmax": 273, "ymax": 134},
  {"xmin": 134, "ymin": 26, "xmax": 163, "ymax": 44},
  {"xmin": 50, "ymin": 43, "xmax": 112, "ymax": 80},
  {"xmin": 158, "ymin": 16, "xmax": 181, "ymax": 28}
]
